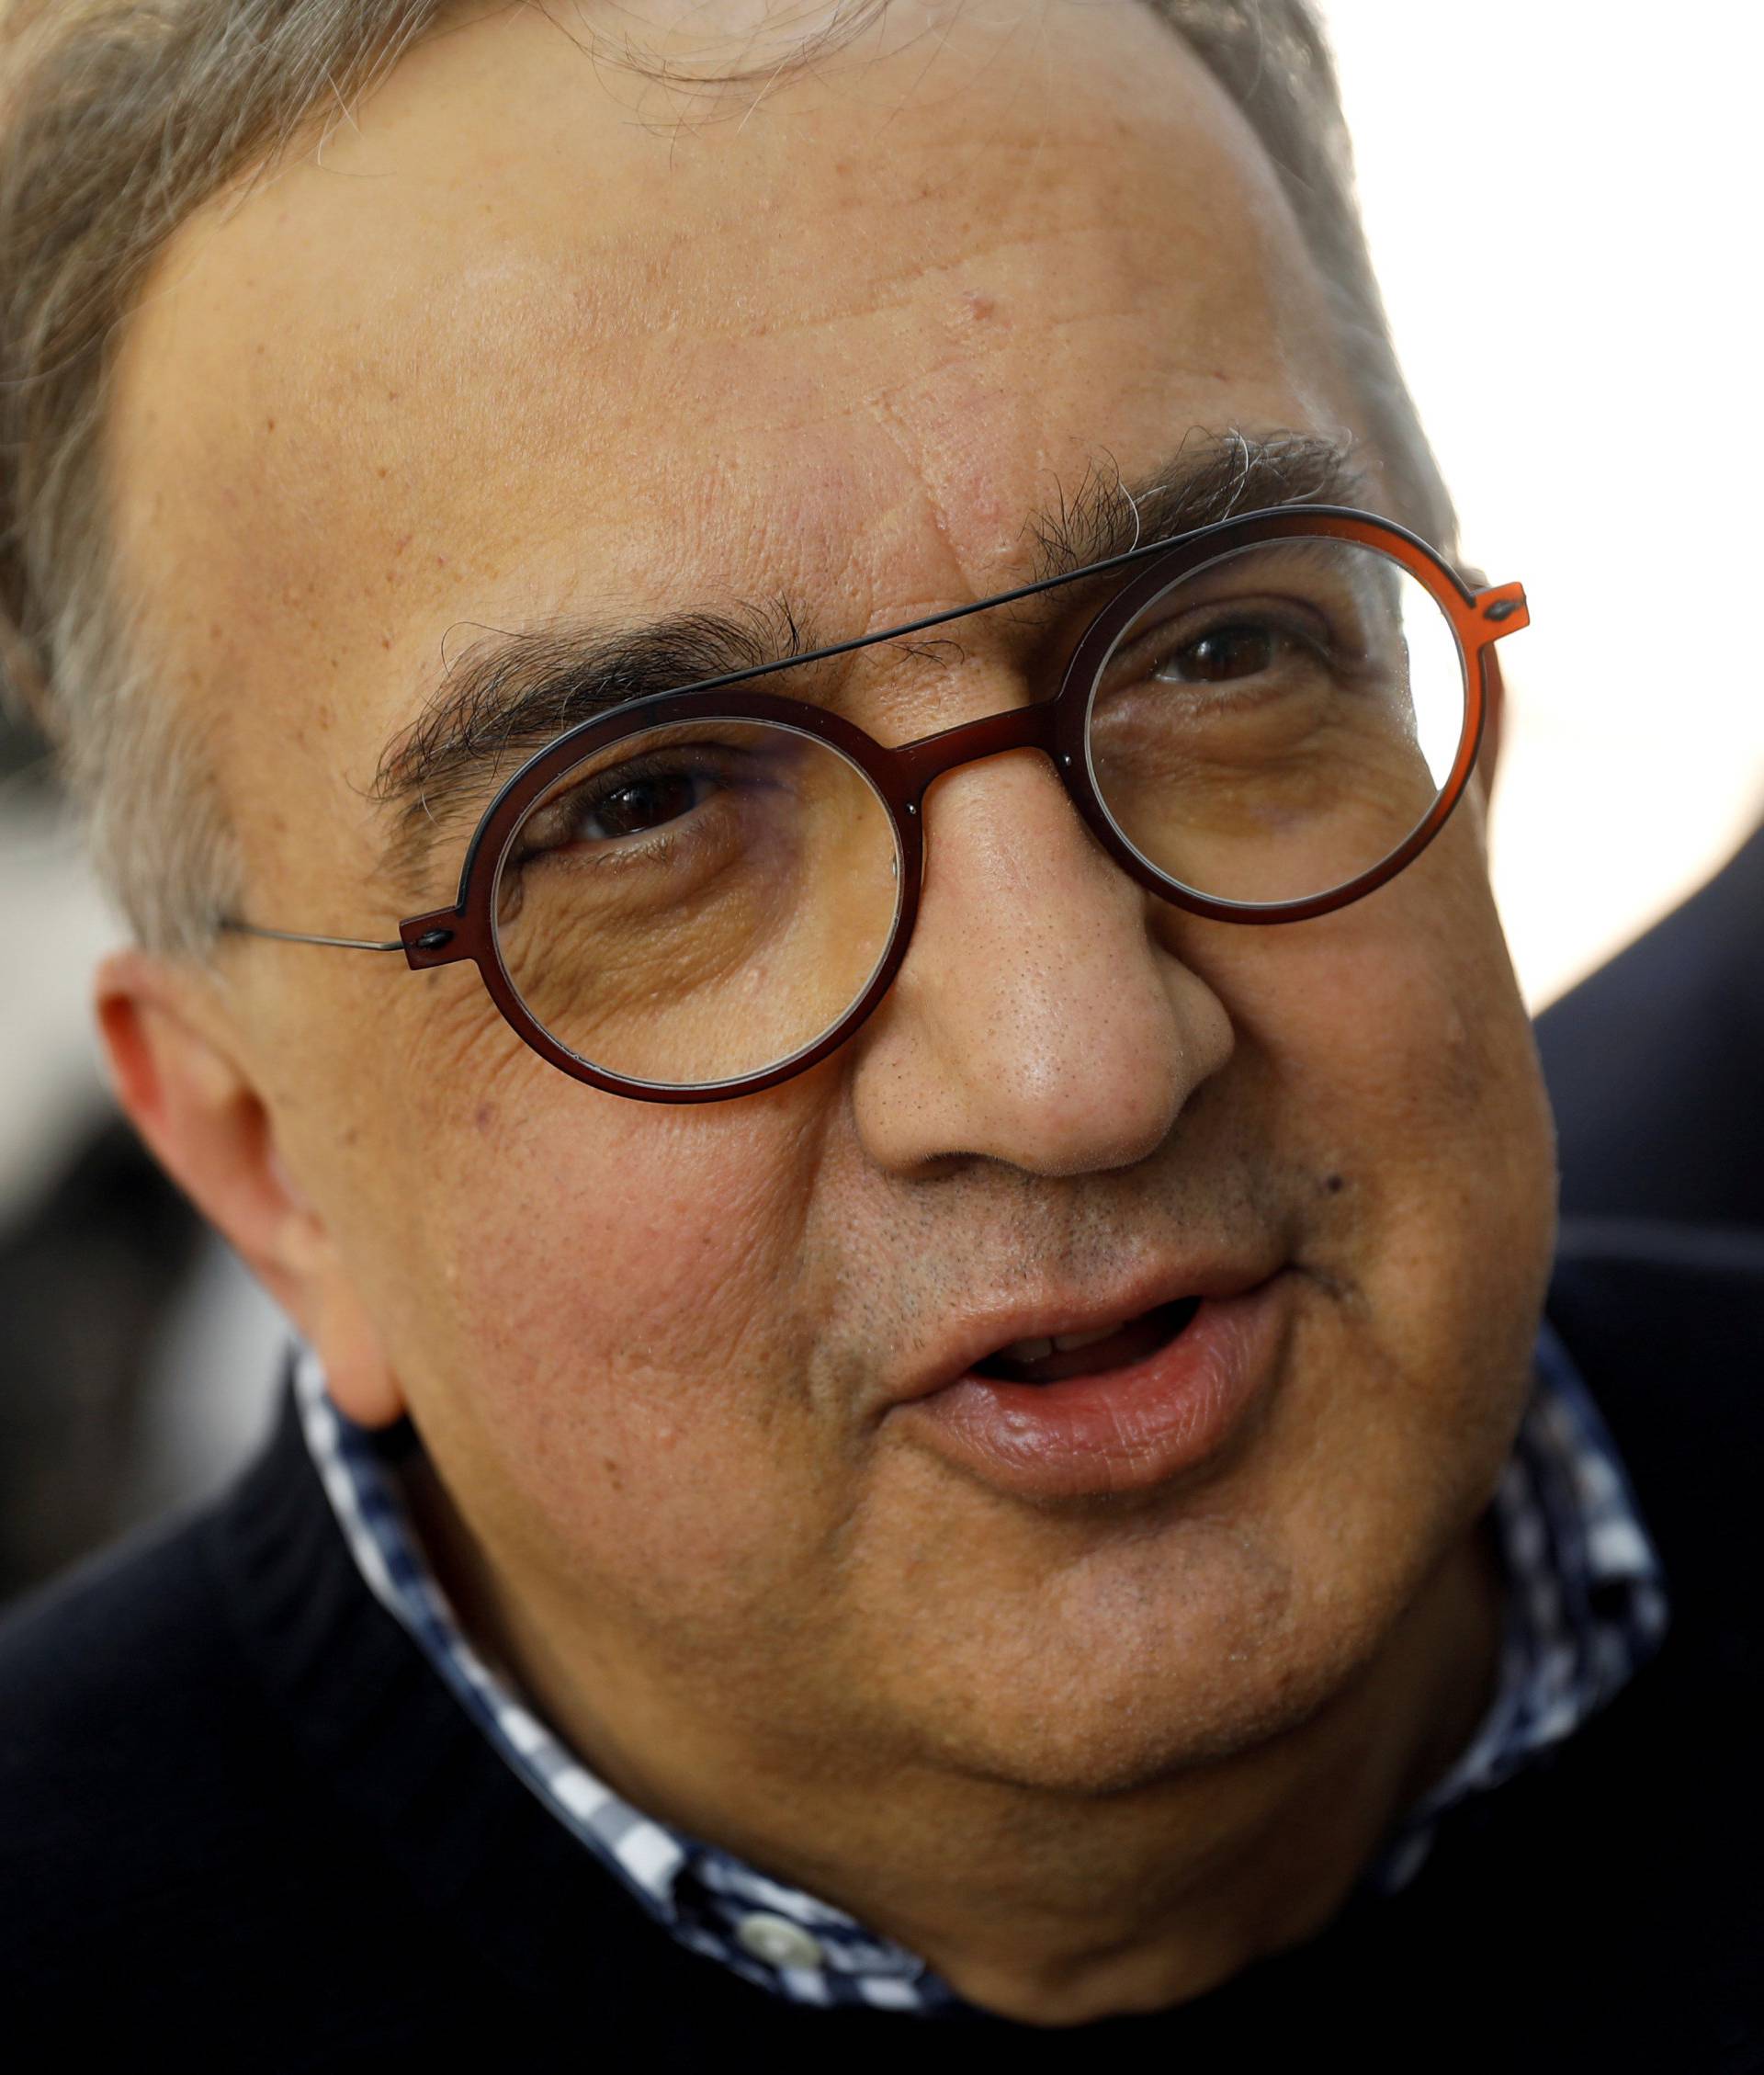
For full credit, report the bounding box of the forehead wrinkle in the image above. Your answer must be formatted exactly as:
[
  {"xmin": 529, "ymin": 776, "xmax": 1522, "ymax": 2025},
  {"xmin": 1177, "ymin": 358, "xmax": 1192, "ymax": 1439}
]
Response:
[{"xmin": 113, "ymin": 3, "xmax": 1340, "ymax": 615}]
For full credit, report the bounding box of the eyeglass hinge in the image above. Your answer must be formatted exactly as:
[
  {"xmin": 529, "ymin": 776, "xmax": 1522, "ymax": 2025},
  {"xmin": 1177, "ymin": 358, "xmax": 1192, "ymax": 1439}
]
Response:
[
  {"xmin": 1475, "ymin": 581, "xmax": 1530, "ymax": 634},
  {"xmin": 400, "ymin": 909, "xmax": 469, "ymax": 969}
]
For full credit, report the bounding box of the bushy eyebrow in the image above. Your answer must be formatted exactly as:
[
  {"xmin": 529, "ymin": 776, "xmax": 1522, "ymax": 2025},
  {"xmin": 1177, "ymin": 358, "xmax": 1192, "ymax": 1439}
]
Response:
[
  {"xmin": 373, "ymin": 597, "xmax": 820, "ymax": 884},
  {"xmin": 1026, "ymin": 426, "xmax": 1369, "ymax": 579},
  {"xmin": 370, "ymin": 427, "xmax": 1368, "ymax": 884}
]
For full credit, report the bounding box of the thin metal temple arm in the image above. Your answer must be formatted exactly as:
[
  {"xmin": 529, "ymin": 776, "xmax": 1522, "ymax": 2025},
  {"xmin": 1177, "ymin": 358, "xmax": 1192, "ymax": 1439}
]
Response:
[{"xmin": 219, "ymin": 920, "xmax": 407, "ymax": 953}]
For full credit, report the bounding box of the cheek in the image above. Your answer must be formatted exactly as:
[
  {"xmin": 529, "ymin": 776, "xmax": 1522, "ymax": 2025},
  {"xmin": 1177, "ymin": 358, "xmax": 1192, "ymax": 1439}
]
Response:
[
  {"xmin": 1190, "ymin": 819, "xmax": 1555, "ymax": 1427},
  {"xmin": 1206, "ymin": 818, "xmax": 1550, "ymax": 1207},
  {"xmin": 436, "ymin": 1104, "xmax": 793, "ymax": 1396},
  {"xmin": 369, "ymin": 1024, "xmax": 853, "ymax": 1617}
]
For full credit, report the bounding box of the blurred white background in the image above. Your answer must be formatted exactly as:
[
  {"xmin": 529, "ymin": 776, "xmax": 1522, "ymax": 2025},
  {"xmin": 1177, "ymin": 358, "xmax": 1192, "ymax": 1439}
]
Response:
[
  {"xmin": 4, "ymin": 0, "xmax": 1762, "ymax": 1228},
  {"xmin": 1318, "ymin": 0, "xmax": 1764, "ymax": 1013}
]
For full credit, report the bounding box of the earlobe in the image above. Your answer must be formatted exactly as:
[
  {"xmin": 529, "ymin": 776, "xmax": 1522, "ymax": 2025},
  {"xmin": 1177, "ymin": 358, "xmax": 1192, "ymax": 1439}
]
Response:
[{"xmin": 95, "ymin": 949, "xmax": 406, "ymax": 1428}]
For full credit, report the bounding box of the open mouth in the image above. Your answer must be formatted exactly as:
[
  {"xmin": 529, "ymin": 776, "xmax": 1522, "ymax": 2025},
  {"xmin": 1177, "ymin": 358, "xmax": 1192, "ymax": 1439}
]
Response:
[{"xmin": 968, "ymin": 1296, "xmax": 1204, "ymax": 1387}]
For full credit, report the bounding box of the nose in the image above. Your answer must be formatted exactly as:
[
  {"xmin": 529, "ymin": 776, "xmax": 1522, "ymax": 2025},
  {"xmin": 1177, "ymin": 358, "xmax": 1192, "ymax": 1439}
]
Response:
[{"xmin": 849, "ymin": 749, "xmax": 1234, "ymax": 1176}]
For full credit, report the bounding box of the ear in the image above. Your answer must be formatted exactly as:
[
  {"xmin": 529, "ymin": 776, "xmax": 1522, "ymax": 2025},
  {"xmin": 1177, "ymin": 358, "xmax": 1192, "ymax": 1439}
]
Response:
[{"xmin": 96, "ymin": 948, "xmax": 405, "ymax": 1428}]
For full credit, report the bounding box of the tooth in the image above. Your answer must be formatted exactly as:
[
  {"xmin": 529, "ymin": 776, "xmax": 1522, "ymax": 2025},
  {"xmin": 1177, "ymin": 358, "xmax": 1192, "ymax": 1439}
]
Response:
[
  {"xmin": 1001, "ymin": 1336, "xmax": 1055, "ymax": 1362},
  {"xmin": 1053, "ymin": 1321, "xmax": 1128, "ymax": 1354}
]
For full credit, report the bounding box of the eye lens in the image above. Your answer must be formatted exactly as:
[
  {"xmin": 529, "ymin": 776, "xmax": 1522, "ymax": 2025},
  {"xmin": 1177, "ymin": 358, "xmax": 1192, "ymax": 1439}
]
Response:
[{"xmin": 1087, "ymin": 537, "xmax": 1468, "ymax": 907}]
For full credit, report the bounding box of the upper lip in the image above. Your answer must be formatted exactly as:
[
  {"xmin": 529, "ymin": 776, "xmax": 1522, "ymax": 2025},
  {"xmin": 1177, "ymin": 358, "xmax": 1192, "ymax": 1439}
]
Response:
[{"xmin": 887, "ymin": 1254, "xmax": 1286, "ymax": 1410}]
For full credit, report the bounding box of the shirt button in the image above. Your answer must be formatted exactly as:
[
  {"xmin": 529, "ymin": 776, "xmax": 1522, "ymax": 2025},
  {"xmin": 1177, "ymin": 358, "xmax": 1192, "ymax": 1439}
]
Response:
[{"xmin": 736, "ymin": 1912, "xmax": 825, "ymax": 1971}]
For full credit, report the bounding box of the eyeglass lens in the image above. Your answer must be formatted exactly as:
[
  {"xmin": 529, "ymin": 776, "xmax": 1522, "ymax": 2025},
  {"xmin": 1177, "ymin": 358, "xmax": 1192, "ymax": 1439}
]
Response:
[
  {"xmin": 493, "ymin": 720, "xmax": 903, "ymax": 1089},
  {"xmin": 491, "ymin": 536, "xmax": 1467, "ymax": 1091},
  {"xmin": 1087, "ymin": 538, "xmax": 1464, "ymax": 902}
]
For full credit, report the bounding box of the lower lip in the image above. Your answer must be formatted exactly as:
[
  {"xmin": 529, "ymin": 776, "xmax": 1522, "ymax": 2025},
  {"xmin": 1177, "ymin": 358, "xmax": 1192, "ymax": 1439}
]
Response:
[{"xmin": 895, "ymin": 1276, "xmax": 1292, "ymax": 1500}]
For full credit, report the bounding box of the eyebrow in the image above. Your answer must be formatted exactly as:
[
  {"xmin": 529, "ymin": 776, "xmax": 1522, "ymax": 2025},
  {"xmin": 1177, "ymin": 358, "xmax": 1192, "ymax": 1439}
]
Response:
[{"xmin": 371, "ymin": 426, "xmax": 1369, "ymax": 882}]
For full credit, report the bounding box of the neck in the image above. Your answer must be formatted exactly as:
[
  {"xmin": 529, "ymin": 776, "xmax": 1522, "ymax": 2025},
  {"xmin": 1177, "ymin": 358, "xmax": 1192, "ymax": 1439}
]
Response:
[{"xmin": 404, "ymin": 1457, "xmax": 1505, "ymax": 2026}]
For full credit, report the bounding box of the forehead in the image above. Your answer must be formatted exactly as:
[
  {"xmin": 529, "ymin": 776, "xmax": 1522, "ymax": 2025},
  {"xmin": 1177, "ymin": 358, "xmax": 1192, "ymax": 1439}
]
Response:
[{"xmin": 106, "ymin": 1, "xmax": 1365, "ymax": 887}]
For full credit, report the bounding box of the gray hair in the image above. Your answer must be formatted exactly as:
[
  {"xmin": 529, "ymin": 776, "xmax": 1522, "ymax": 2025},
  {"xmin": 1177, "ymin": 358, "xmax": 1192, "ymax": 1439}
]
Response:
[{"xmin": 0, "ymin": 0, "xmax": 1453, "ymax": 955}]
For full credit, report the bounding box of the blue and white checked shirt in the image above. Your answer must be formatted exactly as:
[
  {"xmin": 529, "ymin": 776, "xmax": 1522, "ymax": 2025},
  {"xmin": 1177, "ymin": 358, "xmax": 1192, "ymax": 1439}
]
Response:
[{"xmin": 294, "ymin": 1322, "xmax": 1668, "ymax": 2013}]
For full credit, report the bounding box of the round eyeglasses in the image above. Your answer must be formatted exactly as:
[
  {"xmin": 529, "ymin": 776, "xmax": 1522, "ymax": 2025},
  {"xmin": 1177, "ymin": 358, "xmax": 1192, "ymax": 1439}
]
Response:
[{"xmin": 225, "ymin": 505, "xmax": 1528, "ymax": 1101}]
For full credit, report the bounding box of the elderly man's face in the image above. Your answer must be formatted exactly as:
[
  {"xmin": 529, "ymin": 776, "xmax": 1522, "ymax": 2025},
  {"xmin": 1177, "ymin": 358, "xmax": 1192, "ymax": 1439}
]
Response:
[{"xmin": 107, "ymin": 1, "xmax": 1555, "ymax": 1795}]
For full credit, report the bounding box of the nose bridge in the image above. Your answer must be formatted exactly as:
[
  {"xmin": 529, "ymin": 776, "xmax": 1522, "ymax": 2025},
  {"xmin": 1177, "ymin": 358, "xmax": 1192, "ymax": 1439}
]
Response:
[
  {"xmin": 851, "ymin": 692, "xmax": 1232, "ymax": 1178},
  {"xmin": 892, "ymin": 699, "xmax": 1064, "ymax": 799}
]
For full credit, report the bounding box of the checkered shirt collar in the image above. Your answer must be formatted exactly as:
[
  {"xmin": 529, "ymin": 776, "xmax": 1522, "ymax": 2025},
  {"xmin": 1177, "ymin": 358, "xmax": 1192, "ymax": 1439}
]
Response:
[
  {"xmin": 293, "ymin": 1323, "xmax": 1667, "ymax": 2014},
  {"xmin": 1370, "ymin": 1321, "xmax": 1669, "ymax": 1891}
]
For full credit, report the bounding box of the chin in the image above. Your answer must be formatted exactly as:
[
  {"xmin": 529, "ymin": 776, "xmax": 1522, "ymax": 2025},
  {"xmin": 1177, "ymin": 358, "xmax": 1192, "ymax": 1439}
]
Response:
[
  {"xmin": 881, "ymin": 1535, "xmax": 1398, "ymax": 1802},
  {"xmin": 929, "ymin": 1661, "xmax": 1362, "ymax": 1803}
]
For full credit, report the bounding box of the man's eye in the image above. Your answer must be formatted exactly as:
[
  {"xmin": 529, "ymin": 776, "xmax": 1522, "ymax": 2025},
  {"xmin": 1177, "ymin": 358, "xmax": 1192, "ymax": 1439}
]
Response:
[
  {"xmin": 1153, "ymin": 622, "xmax": 1286, "ymax": 686},
  {"xmin": 571, "ymin": 768, "xmax": 714, "ymax": 843}
]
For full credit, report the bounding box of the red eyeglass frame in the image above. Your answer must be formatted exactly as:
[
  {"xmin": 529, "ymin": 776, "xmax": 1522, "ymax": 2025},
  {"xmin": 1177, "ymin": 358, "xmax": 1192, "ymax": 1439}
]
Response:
[{"xmin": 228, "ymin": 505, "xmax": 1528, "ymax": 1102}]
